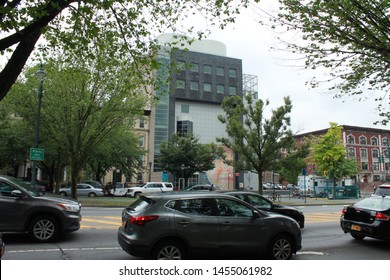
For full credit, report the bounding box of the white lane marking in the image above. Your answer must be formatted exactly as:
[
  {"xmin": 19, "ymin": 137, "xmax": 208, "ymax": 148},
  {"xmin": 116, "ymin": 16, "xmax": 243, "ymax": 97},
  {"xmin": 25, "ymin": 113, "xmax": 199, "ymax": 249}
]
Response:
[
  {"xmin": 296, "ymin": 251, "xmax": 325, "ymax": 255},
  {"xmin": 6, "ymin": 247, "xmax": 122, "ymax": 254}
]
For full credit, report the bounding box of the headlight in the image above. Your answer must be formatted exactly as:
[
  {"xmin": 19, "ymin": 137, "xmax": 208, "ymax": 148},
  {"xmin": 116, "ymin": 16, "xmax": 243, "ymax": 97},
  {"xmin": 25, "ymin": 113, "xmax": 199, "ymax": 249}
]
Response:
[{"xmin": 57, "ymin": 203, "xmax": 80, "ymax": 212}]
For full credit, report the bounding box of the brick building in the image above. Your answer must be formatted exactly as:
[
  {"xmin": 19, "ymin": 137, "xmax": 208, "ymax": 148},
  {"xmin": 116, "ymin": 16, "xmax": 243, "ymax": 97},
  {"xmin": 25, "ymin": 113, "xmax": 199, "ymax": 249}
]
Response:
[{"xmin": 295, "ymin": 125, "xmax": 390, "ymax": 188}]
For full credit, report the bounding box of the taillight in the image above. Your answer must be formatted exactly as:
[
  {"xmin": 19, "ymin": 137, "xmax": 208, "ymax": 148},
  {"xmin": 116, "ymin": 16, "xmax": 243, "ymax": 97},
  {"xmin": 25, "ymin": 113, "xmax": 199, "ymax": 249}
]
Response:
[
  {"xmin": 129, "ymin": 215, "xmax": 159, "ymax": 226},
  {"xmin": 375, "ymin": 212, "xmax": 390, "ymax": 221},
  {"xmin": 341, "ymin": 207, "xmax": 346, "ymax": 215}
]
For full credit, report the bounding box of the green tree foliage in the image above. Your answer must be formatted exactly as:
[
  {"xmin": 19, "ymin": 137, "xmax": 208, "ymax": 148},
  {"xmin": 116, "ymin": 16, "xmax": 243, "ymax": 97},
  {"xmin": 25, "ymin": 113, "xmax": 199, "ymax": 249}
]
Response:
[
  {"xmin": 276, "ymin": 140, "xmax": 310, "ymax": 186},
  {"xmin": 310, "ymin": 122, "xmax": 358, "ymax": 187},
  {"xmin": 5, "ymin": 58, "xmax": 147, "ymax": 198},
  {"xmin": 160, "ymin": 134, "xmax": 225, "ymax": 189},
  {"xmin": 217, "ymin": 93, "xmax": 294, "ymax": 194},
  {"xmin": 265, "ymin": 0, "xmax": 390, "ymax": 124},
  {"xmin": 85, "ymin": 129, "xmax": 145, "ymax": 183},
  {"xmin": 0, "ymin": 0, "xmax": 255, "ymax": 101}
]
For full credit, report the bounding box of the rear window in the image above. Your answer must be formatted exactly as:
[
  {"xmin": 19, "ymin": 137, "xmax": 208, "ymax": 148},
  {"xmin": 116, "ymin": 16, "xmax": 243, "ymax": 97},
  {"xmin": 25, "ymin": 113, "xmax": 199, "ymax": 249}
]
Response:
[
  {"xmin": 354, "ymin": 197, "xmax": 390, "ymax": 211},
  {"xmin": 373, "ymin": 185, "xmax": 390, "ymax": 196},
  {"xmin": 126, "ymin": 196, "xmax": 154, "ymax": 212}
]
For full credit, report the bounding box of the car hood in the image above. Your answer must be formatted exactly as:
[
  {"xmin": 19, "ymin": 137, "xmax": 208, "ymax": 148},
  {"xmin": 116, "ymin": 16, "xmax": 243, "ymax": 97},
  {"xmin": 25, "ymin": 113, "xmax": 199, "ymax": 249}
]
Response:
[
  {"xmin": 273, "ymin": 204, "xmax": 297, "ymax": 211},
  {"xmin": 37, "ymin": 193, "xmax": 79, "ymax": 205}
]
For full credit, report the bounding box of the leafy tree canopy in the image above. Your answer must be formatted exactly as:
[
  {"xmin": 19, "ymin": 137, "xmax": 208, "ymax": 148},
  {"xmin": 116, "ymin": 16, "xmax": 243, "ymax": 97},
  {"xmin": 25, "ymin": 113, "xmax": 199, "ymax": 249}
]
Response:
[
  {"xmin": 160, "ymin": 134, "xmax": 225, "ymax": 188},
  {"xmin": 0, "ymin": 0, "xmax": 256, "ymax": 101},
  {"xmin": 218, "ymin": 93, "xmax": 295, "ymax": 194},
  {"xmin": 310, "ymin": 122, "xmax": 358, "ymax": 185},
  {"xmin": 258, "ymin": 0, "xmax": 390, "ymax": 124}
]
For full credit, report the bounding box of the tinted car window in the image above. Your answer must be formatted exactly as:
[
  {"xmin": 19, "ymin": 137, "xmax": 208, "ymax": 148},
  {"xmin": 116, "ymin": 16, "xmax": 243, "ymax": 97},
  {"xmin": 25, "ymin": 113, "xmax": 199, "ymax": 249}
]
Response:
[
  {"xmin": 175, "ymin": 198, "xmax": 214, "ymax": 216},
  {"xmin": 373, "ymin": 186, "xmax": 390, "ymax": 196},
  {"xmin": 126, "ymin": 197, "xmax": 153, "ymax": 212},
  {"xmin": 216, "ymin": 198, "xmax": 253, "ymax": 217},
  {"xmin": 239, "ymin": 194, "xmax": 271, "ymax": 209}
]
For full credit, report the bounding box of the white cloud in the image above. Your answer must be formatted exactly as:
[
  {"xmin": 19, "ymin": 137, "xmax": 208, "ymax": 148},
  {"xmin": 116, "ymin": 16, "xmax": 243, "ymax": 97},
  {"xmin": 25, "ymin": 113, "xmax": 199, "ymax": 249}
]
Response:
[{"xmin": 202, "ymin": 4, "xmax": 388, "ymax": 134}]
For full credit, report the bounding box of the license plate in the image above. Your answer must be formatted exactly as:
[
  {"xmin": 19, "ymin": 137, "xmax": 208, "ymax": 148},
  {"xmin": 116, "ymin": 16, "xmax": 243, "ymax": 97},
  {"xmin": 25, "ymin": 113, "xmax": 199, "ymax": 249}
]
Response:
[{"xmin": 351, "ymin": 224, "xmax": 361, "ymax": 231}]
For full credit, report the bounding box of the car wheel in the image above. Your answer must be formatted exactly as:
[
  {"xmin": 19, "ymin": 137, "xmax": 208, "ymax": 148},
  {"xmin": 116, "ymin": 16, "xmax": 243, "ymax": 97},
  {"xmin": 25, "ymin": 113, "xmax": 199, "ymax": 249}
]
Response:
[
  {"xmin": 59, "ymin": 192, "xmax": 67, "ymax": 196},
  {"xmin": 351, "ymin": 233, "xmax": 365, "ymax": 240},
  {"xmin": 88, "ymin": 192, "xmax": 97, "ymax": 197},
  {"xmin": 152, "ymin": 240, "xmax": 186, "ymax": 260},
  {"xmin": 28, "ymin": 215, "xmax": 59, "ymax": 242},
  {"xmin": 268, "ymin": 234, "xmax": 293, "ymax": 260},
  {"xmin": 134, "ymin": 192, "xmax": 142, "ymax": 198}
]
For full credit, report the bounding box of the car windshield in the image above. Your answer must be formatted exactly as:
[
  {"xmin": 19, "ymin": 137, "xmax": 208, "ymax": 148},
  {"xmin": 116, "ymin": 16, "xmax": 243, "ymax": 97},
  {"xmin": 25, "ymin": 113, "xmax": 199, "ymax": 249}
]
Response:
[
  {"xmin": 354, "ymin": 196, "xmax": 390, "ymax": 211},
  {"xmin": 12, "ymin": 177, "xmax": 40, "ymax": 197}
]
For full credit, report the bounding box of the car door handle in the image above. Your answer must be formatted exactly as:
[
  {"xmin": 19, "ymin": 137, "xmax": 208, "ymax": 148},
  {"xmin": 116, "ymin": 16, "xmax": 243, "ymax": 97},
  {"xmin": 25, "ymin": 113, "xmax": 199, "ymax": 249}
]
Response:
[
  {"xmin": 178, "ymin": 220, "xmax": 190, "ymax": 225},
  {"xmin": 222, "ymin": 221, "xmax": 231, "ymax": 226}
]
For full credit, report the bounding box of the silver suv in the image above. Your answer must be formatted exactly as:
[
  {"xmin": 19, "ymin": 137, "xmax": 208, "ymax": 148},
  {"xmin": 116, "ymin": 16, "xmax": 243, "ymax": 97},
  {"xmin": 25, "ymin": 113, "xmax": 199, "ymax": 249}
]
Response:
[
  {"xmin": 117, "ymin": 192, "xmax": 302, "ymax": 260},
  {"xmin": 126, "ymin": 182, "xmax": 173, "ymax": 198},
  {"xmin": 0, "ymin": 175, "xmax": 81, "ymax": 242}
]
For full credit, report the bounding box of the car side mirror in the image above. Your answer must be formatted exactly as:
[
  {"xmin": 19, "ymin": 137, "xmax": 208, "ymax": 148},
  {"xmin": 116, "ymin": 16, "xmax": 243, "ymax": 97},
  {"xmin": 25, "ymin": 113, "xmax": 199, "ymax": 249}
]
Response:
[
  {"xmin": 11, "ymin": 190, "xmax": 24, "ymax": 198},
  {"xmin": 252, "ymin": 210, "xmax": 261, "ymax": 219}
]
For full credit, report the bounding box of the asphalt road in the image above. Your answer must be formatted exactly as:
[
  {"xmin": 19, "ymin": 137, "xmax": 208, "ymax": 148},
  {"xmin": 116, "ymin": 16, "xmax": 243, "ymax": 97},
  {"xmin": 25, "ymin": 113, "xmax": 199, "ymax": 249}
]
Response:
[{"xmin": 2, "ymin": 205, "xmax": 390, "ymax": 260}]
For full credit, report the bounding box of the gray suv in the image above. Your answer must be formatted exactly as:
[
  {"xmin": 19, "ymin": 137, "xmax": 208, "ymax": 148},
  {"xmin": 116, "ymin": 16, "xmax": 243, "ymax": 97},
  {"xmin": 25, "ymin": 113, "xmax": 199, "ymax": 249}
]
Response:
[
  {"xmin": 118, "ymin": 192, "xmax": 302, "ymax": 260},
  {"xmin": 0, "ymin": 175, "xmax": 81, "ymax": 242}
]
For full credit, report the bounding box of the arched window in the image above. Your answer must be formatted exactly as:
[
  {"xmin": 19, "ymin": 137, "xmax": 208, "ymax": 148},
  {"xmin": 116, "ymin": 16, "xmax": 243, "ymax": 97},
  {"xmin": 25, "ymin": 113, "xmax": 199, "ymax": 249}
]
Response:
[
  {"xmin": 371, "ymin": 137, "xmax": 378, "ymax": 145},
  {"xmin": 347, "ymin": 135, "xmax": 355, "ymax": 144},
  {"xmin": 359, "ymin": 136, "xmax": 367, "ymax": 145}
]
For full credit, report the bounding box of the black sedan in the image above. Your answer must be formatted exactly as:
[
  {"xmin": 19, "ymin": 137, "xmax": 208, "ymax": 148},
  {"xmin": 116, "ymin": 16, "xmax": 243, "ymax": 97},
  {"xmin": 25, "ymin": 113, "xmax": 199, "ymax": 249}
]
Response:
[
  {"xmin": 340, "ymin": 195, "xmax": 390, "ymax": 241},
  {"xmin": 224, "ymin": 191, "xmax": 305, "ymax": 228}
]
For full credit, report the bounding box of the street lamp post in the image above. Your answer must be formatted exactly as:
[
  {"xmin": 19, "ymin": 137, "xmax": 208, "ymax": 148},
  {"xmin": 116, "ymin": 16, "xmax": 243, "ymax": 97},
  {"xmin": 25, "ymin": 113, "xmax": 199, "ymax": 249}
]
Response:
[
  {"xmin": 148, "ymin": 161, "xmax": 152, "ymax": 182},
  {"xmin": 181, "ymin": 164, "xmax": 185, "ymax": 190},
  {"xmin": 31, "ymin": 64, "xmax": 46, "ymax": 185}
]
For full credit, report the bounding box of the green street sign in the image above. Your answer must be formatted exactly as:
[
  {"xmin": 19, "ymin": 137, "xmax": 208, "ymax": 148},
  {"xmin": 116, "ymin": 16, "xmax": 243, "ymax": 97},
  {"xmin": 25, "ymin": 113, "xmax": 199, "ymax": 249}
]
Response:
[{"xmin": 30, "ymin": 148, "xmax": 44, "ymax": 161}]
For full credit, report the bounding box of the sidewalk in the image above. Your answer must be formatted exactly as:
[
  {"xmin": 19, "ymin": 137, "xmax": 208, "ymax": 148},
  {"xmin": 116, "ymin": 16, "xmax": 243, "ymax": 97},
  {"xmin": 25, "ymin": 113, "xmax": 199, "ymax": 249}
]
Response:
[{"xmin": 279, "ymin": 196, "xmax": 362, "ymax": 206}]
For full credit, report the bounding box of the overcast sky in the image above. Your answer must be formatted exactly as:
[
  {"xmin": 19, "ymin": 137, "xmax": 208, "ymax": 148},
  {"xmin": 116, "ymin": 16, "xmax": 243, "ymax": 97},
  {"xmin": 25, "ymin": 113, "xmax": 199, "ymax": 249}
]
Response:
[{"xmin": 199, "ymin": 2, "xmax": 388, "ymax": 134}]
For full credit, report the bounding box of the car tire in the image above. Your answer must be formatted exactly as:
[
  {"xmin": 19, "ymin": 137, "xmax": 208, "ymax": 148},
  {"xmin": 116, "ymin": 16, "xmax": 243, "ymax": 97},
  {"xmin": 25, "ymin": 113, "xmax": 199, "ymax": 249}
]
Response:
[
  {"xmin": 134, "ymin": 192, "xmax": 142, "ymax": 198},
  {"xmin": 152, "ymin": 240, "xmax": 186, "ymax": 260},
  {"xmin": 28, "ymin": 215, "xmax": 59, "ymax": 242},
  {"xmin": 88, "ymin": 192, "xmax": 97, "ymax": 197},
  {"xmin": 351, "ymin": 233, "xmax": 365, "ymax": 240},
  {"xmin": 59, "ymin": 192, "xmax": 67, "ymax": 196},
  {"xmin": 268, "ymin": 234, "xmax": 293, "ymax": 260}
]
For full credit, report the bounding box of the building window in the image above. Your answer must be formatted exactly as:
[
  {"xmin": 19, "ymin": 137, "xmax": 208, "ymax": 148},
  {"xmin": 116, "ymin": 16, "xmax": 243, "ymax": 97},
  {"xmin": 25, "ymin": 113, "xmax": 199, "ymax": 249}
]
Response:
[
  {"xmin": 176, "ymin": 61, "xmax": 186, "ymax": 71},
  {"xmin": 372, "ymin": 149, "xmax": 379, "ymax": 158},
  {"xmin": 190, "ymin": 63, "xmax": 199, "ymax": 72},
  {"xmin": 348, "ymin": 148, "xmax": 356, "ymax": 158},
  {"xmin": 203, "ymin": 83, "xmax": 212, "ymax": 92},
  {"xmin": 217, "ymin": 84, "xmax": 224, "ymax": 94},
  {"xmin": 372, "ymin": 162, "xmax": 380, "ymax": 171},
  {"xmin": 373, "ymin": 175, "xmax": 381, "ymax": 182},
  {"xmin": 347, "ymin": 135, "xmax": 355, "ymax": 144},
  {"xmin": 137, "ymin": 172, "xmax": 143, "ymax": 183},
  {"xmin": 203, "ymin": 65, "xmax": 212, "ymax": 74},
  {"xmin": 216, "ymin": 66, "xmax": 224, "ymax": 76},
  {"xmin": 139, "ymin": 136, "xmax": 145, "ymax": 147},
  {"xmin": 176, "ymin": 79, "xmax": 185, "ymax": 89},
  {"xmin": 361, "ymin": 162, "xmax": 368, "ymax": 171},
  {"xmin": 359, "ymin": 136, "xmax": 367, "ymax": 145},
  {"xmin": 177, "ymin": 120, "xmax": 193, "ymax": 136},
  {"xmin": 360, "ymin": 148, "xmax": 367, "ymax": 158},
  {"xmin": 139, "ymin": 118, "xmax": 145, "ymax": 128},
  {"xmin": 383, "ymin": 137, "xmax": 389, "ymax": 146},
  {"xmin": 371, "ymin": 137, "xmax": 378, "ymax": 145},
  {"xmin": 228, "ymin": 86, "xmax": 237, "ymax": 95},
  {"xmin": 229, "ymin": 68, "xmax": 237, "ymax": 78},
  {"xmin": 181, "ymin": 104, "xmax": 189, "ymax": 113},
  {"xmin": 190, "ymin": 81, "xmax": 199, "ymax": 91}
]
